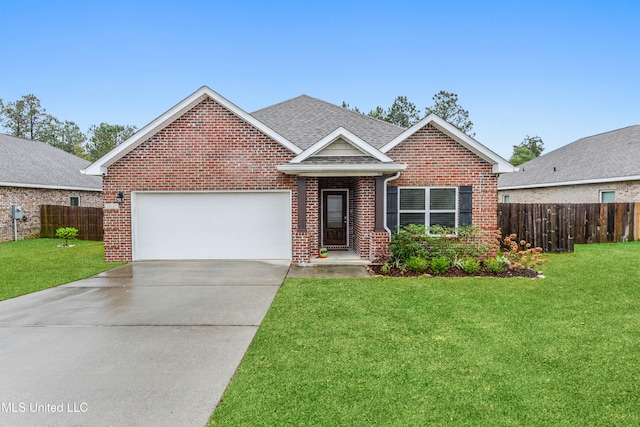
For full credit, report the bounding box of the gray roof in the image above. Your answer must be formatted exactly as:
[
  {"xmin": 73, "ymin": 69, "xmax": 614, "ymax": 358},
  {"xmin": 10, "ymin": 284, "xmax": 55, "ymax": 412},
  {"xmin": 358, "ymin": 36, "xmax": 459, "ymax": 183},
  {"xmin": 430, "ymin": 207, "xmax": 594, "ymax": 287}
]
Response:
[
  {"xmin": 251, "ymin": 95, "xmax": 405, "ymax": 150},
  {"xmin": 498, "ymin": 125, "xmax": 640, "ymax": 189},
  {"xmin": 0, "ymin": 133, "xmax": 102, "ymax": 191}
]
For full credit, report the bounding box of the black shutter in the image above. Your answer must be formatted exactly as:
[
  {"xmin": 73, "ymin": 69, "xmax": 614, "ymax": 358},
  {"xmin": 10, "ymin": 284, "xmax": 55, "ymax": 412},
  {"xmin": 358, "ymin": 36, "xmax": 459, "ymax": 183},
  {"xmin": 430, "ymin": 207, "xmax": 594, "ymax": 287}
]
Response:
[
  {"xmin": 459, "ymin": 186, "xmax": 472, "ymax": 227},
  {"xmin": 386, "ymin": 185, "xmax": 398, "ymax": 233}
]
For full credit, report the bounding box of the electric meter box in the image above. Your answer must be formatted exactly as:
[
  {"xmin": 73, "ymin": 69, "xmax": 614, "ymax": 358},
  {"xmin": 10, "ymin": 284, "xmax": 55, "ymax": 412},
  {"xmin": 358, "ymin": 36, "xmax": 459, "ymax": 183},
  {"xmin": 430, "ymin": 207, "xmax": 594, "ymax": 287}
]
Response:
[{"xmin": 11, "ymin": 205, "xmax": 23, "ymax": 220}]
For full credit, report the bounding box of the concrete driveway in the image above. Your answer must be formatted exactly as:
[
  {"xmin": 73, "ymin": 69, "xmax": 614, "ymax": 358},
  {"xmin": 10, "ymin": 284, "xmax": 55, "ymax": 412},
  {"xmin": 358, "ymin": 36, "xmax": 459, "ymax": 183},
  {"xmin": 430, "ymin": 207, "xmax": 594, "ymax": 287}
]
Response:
[{"xmin": 0, "ymin": 260, "xmax": 289, "ymax": 427}]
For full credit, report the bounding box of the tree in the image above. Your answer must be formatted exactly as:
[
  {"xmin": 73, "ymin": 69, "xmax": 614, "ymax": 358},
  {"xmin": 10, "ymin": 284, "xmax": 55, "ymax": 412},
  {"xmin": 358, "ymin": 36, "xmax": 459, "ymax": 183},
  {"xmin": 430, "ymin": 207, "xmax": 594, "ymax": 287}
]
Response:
[
  {"xmin": 340, "ymin": 101, "xmax": 360, "ymax": 113},
  {"xmin": 367, "ymin": 105, "xmax": 386, "ymax": 121},
  {"xmin": 0, "ymin": 94, "xmax": 47, "ymax": 139},
  {"xmin": 0, "ymin": 94, "xmax": 89, "ymax": 156},
  {"xmin": 382, "ymin": 96, "xmax": 421, "ymax": 127},
  {"xmin": 38, "ymin": 117, "xmax": 87, "ymax": 155},
  {"xmin": 84, "ymin": 123, "xmax": 137, "ymax": 161},
  {"xmin": 424, "ymin": 91, "xmax": 475, "ymax": 137},
  {"xmin": 509, "ymin": 135, "xmax": 544, "ymax": 166}
]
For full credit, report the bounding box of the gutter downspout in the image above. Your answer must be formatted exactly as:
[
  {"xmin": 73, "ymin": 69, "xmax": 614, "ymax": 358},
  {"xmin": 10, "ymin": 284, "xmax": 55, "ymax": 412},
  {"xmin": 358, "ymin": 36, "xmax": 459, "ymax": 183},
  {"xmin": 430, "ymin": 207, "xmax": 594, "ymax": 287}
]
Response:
[{"xmin": 383, "ymin": 172, "xmax": 402, "ymax": 236}]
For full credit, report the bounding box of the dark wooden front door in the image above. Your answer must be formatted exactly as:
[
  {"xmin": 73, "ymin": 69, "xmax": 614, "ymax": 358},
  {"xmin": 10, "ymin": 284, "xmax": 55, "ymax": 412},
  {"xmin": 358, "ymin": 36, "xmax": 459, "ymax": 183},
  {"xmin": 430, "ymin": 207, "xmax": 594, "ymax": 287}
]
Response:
[{"xmin": 323, "ymin": 191, "xmax": 347, "ymax": 246}]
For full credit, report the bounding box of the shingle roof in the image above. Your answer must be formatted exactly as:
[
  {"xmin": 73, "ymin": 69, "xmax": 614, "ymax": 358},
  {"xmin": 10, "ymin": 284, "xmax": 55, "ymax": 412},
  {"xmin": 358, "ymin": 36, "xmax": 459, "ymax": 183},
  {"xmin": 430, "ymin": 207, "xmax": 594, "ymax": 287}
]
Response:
[
  {"xmin": 498, "ymin": 125, "xmax": 640, "ymax": 189},
  {"xmin": 251, "ymin": 95, "xmax": 405, "ymax": 150},
  {"xmin": 0, "ymin": 133, "xmax": 101, "ymax": 191}
]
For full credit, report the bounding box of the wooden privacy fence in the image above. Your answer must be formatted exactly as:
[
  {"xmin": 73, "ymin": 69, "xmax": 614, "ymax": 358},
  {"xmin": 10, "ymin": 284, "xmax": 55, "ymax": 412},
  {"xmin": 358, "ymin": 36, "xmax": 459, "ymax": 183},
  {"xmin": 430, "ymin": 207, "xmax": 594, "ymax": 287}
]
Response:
[
  {"xmin": 40, "ymin": 205, "xmax": 104, "ymax": 241},
  {"xmin": 498, "ymin": 203, "xmax": 638, "ymax": 253}
]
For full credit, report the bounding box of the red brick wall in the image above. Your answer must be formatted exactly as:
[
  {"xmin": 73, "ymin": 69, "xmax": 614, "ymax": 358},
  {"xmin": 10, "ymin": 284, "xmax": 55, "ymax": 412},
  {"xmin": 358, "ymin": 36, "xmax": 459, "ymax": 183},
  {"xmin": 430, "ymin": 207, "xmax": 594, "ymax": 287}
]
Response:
[
  {"xmin": 103, "ymin": 98, "xmax": 297, "ymax": 262},
  {"xmin": 386, "ymin": 123, "xmax": 498, "ymax": 247},
  {"xmin": 294, "ymin": 177, "xmax": 318, "ymax": 263}
]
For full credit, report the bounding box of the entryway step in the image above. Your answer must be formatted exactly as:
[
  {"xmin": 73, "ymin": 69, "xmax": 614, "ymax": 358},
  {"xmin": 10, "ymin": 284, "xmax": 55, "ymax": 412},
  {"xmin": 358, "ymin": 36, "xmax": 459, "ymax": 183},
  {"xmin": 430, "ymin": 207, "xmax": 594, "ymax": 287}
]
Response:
[{"xmin": 308, "ymin": 250, "xmax": 371, "ymax": 266}]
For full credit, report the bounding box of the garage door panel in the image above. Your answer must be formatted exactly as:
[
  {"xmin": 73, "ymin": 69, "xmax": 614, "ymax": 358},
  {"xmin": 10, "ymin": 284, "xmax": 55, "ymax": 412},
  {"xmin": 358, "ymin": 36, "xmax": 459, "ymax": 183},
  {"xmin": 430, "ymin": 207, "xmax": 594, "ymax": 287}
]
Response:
[{"xmin": 133, "ymin": 192, "xmax": 291, "ymax": 260}]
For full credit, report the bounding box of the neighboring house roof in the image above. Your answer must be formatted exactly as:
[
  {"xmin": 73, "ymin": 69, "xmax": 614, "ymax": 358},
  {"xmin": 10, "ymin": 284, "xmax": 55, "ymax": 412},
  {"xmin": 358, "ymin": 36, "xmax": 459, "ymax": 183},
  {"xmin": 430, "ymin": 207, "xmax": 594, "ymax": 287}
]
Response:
[
  {"xmin": 0, "ymin": 133, "xmax": 101, "ymax": 191},
  {"xmin": 251, "ymin": 94, "xmax": 405, "ymax": 150},
  {"xmin": 84, "ymin": 86, "xmax": 515, "ymax": 176},
  {"xmin": 499, "ymin": 125, "xmax": 640, "ymax": 190}
]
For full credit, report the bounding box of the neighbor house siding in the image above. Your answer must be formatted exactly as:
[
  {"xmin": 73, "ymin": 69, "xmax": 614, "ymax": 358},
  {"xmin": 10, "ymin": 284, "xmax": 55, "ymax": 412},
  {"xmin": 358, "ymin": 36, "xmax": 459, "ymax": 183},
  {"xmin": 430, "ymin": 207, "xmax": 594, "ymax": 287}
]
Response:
[
  {"xmin": 498, "ymin": 180, "xmax": 640, "ymax": 204},
  {"xmin": 0, "ymin": 186, "xmax": 102, "ymax": 242},
  {"xmin": 102, "ymin": 98, "xmax": 298, "ymax": 262},
  {"xmin": 386, "ymin": 123, "xmax": 498, "ymax": 245}
]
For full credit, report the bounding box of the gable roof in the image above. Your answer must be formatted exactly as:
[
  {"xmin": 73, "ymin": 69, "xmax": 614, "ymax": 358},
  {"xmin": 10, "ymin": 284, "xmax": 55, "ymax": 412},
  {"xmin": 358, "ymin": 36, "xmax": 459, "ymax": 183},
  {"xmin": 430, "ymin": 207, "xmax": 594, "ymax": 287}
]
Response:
[
  {"xmin": 0, "ymin": 133, "xmax": 101, "ymax": 191},
  {"xmin": 380, "ymin": 114, "xmax": 515, "ymax": 174},
  {"xmin": 251, "ymin": 95, "xmax": 405, "ymax": 150},
  {"xmin": 83, "ymin": 86, "xmax": 300, "ymax": 176},
  {"xmin": 499, "ymin": 125, "xmax": 640, "ymax": 190},
  {"xmin": 290, "ymin": 127, "xmax": 393, "ymax": 163},
  {"xmin": 84, "ymin": 86, "xmax": 514, "ymax": 176}
]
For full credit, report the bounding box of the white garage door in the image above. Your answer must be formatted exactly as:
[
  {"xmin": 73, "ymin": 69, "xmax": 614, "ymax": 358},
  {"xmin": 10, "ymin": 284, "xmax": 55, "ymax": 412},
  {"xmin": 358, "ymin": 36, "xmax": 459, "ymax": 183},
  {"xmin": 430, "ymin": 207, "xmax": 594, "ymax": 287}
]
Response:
[{"xmin": 132, "ymin": 192, "xmax": 291, "ymax": 260}]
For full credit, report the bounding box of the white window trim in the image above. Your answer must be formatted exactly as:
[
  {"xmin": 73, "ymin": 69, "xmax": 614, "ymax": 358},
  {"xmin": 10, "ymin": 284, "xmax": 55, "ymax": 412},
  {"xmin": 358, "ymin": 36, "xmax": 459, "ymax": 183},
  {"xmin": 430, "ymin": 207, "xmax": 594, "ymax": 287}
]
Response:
[
  {"xmin": 397, "ymin": 187, "xmax": 458, "ymax": 233},
  {"xmin": 70, "ymin": 196, "xmax": 80, "ymax": 206}
]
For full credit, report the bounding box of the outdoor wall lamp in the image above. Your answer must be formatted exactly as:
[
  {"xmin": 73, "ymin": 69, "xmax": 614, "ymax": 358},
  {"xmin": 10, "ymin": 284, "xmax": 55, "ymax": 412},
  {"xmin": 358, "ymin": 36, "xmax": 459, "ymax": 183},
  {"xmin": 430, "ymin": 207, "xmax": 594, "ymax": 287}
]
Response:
[{"xmin": 116, "ymin": 191, "xmax": 125, "ymax": 204}]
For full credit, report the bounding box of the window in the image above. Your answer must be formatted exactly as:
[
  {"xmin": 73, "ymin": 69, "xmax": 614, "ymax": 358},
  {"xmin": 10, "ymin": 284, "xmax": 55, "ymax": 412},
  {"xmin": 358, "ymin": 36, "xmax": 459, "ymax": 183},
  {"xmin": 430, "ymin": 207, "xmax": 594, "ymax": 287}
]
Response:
[
  {"xmin": 70, "ymin": 196, "xmax": 80, "ymax": 206},
  {"xmin": 502, "ymin": 195, "xmax": 510, "ymax": 203},
  {"xmin": 398, "ymin": 187, "xmax": 457, "ymax": 229},
  {"xmin": 600, "ymin": 191, "xmax": 615, "ymax": 203}
]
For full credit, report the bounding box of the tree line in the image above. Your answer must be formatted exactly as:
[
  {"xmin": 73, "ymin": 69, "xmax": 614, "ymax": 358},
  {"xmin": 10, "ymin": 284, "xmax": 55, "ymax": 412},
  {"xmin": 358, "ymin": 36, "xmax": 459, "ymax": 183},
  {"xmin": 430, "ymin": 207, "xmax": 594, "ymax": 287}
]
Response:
[
  {"xmin": 342, "ymin": 90, "xmax": 543, "ymax": 166},
  {"xmin": 0, "ymin": 94, "xmax": 137, "ymax": 161},
  {"xmin": 1, "ymin": 92, "xmax": 543, "ymax": 166}
]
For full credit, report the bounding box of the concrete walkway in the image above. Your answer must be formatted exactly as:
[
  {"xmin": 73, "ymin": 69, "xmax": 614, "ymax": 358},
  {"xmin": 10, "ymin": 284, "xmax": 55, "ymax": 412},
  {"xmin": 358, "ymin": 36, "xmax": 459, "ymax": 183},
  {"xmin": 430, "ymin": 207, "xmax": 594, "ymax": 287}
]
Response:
[{"xmin": 0, "ymin": 260, "xmax": 289, "ymax": 427}]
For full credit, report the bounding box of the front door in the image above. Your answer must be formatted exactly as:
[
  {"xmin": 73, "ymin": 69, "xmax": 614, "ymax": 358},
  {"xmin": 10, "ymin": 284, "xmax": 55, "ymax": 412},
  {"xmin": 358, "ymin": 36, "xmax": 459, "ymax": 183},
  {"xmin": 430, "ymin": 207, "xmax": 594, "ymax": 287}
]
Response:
[{"xmin": 323, "ymin": 190, "xmax": 347, "ymax": 247}]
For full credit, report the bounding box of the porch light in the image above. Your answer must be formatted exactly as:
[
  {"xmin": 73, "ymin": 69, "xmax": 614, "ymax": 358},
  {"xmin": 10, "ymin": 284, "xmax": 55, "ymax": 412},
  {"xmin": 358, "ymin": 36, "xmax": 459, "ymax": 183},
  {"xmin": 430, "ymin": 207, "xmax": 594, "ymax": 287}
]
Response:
[{"xmin": 116, "ymin": 191, "xmax": 125, "ymax": 204}]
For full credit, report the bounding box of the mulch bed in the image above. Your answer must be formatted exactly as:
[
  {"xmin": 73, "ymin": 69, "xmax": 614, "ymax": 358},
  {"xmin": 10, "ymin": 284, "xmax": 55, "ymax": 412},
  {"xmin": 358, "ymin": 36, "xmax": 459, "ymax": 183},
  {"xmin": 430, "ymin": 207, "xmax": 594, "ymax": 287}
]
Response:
[{"xmin": 367, "ymin": 264, "xmax": 541, "ymax": 279}]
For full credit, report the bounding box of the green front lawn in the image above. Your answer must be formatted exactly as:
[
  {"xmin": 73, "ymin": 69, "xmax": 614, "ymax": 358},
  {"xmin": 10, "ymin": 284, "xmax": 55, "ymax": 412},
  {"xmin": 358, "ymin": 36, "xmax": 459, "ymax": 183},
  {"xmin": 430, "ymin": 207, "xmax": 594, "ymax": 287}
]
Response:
[
  {"xmin": 210, "ymin": 242, "xmax": 640, "ymax": 426},
  {"xmin": 0, "ymin": 239, "xmax": 125, "ymax": 301}
]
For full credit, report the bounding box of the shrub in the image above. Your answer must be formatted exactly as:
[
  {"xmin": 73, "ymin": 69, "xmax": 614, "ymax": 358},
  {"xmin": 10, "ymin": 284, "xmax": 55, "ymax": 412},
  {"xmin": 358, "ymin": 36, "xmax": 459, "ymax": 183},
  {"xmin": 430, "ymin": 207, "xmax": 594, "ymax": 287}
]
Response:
[
  {"xmin": 484, "ymin": 257, "xmax": 506, "ymax": 274},
  {"xmin": 430, "ymin": 256, "xmax": 451, "ymax": 274},
  {"xmin": 380, "ymin": 263, "xmax": 392, "ymax": 275},
  {"xmin": 389, "ymin": 224, "xmax": 429, "ymax": 264},
  {"xmin": 460, "ymin": 257, "xmax": 481, "ymax": 274},
  {"xmin": 406, "ymin": 256, "xmax": 428, "ymax": 273},
  {"xmin": 499, "ymin": 232, "xmax": 547, "ymax": 269},
  {"xmin": 56, "ymin": 227, "xmax": 78, "ymax": 247},
  {"xmin": 389, "ymin": 224, "xmax": 490, "ymax": 266}
]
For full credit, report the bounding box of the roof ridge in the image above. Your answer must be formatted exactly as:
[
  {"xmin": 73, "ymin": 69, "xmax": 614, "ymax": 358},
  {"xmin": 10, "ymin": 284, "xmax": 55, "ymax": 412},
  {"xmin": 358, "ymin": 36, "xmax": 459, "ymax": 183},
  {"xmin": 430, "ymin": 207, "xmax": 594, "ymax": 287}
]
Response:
[
  {"xmin": 252, "ymin": 94, "xmax": 406, "ymax": 131},
  {"xmin": 251, "ymin": 94, "xmax": 310, "ymax": 115},
  {"xmin": 574, "ymin": 124, "xmax": 640, "ymax": 142}
]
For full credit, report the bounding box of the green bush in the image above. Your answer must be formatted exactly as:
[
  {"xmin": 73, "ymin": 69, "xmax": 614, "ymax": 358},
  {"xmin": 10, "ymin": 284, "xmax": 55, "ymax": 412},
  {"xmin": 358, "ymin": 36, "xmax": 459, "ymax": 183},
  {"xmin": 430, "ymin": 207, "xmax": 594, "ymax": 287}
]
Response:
[
  {"xmin": 389, "ymin": 224, "xmax": 429, "ymax": 264},
  {"xmin": 389, "ymin": 224, "xmax": 490, "ymax": 267},
  {"xmin": 460, "ymin": 257, "xmax": 481, "ymax": 274},
  {"xmin": 430, "ymin": 256, "xmax": 451, "ymax": 274},
  {"xmin": 406, "ymin": 256, "xmax": 428, "ymax": 273},
  {"xmin": 380, "ymin": 263, "xmax": 392, "ymax": 275},
  {"xmin": 484, "ymin": 257, "xmax": 506, "ymax": 274},
  {"xmin": 56, "ymin": 227, "xmax": 78, "ymax": 246}
]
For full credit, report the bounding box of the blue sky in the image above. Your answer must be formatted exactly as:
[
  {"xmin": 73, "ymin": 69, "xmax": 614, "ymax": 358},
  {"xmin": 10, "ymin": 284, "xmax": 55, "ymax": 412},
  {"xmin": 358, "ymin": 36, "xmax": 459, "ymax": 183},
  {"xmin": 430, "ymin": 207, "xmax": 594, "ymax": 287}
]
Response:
[{"xmin": 2, "ymin": 0, "xmax": 638, "ymax": 159}]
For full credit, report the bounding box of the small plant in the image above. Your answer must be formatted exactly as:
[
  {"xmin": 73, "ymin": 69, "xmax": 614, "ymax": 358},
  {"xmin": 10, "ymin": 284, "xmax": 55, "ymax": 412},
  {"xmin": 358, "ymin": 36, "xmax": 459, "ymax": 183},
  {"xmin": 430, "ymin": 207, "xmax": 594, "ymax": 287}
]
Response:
[
  {"xmin": 500, "ymin": 233, "xmax": 547, "ymax": 269},
  {"xmin": 484, "ymin": 257, "xmax": 506, "ymax": 274},
  {"xmin": 380, "ymin": 263, "xmax": 392, "ymax": 275},
  {"xmin": 430, "ymin": 256, "xmax": 451, "ymax": 274},
  {"xmin": 406, "ymin": 256, "xmax": 428, "ymax": 273},
  {"xmin": 56, "ymin": 227, "xmax": 78, "ymax": 247},
  {"xmin": 460, "ymin": 257, "xmax": 481, "ymax": 274}
]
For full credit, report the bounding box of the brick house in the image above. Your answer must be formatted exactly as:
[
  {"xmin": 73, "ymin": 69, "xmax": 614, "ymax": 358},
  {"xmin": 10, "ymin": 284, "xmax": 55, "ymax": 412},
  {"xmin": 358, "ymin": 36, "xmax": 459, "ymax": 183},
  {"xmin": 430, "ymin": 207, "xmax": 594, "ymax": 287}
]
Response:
[
  {"xmin": 83, "ymin": 86, "xmax": 514, "ymax": 263},
  {"xmin": 499, "ymin": 125, "xmax": 640, "ymax": 203},
  {"xmin": 0, "ymin": 134, "xmax": 102, "ymax": 242}
]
